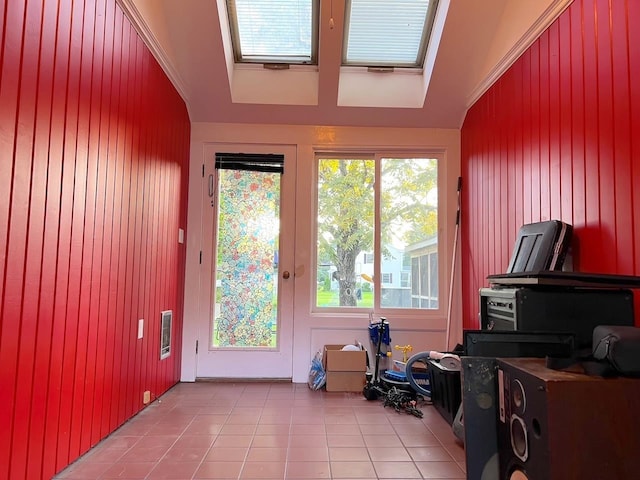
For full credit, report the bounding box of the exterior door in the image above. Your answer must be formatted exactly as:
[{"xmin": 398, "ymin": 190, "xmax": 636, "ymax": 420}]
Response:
[{"xmin": 197, "ymin": 144, "xmax": 296, "ymax": 379}]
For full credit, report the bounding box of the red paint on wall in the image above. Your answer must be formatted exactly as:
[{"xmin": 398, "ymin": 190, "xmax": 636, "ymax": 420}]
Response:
[
  {"xmin": 0, "ymin": 0, "xmax": 190, "ymax": 478},
  {"xmin": 461, "ymin": 0, "xmax": 640, "ymax": 329}
]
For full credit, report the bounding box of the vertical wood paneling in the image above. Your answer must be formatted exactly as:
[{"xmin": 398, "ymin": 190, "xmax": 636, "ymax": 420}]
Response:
[
  {"xmin": 56, "ymin": 0, "xmax": 87, "ymax": 467},
  {"xmin": 610, "ymin": 0, "xmax": 633, "ymax": 274},
  {"xmin": 108, "ymin": 6, "xmax": 128, "ymax": 433},
  {"xmin": 529, "ymin": 41, "xmax": 541, "ymax": 223},
  {"xmin": 131, "ymin": 41, "xmax": 145, "ymax": 416},
  {"xmin": 0, "ymin": 1, "xmax": 26, "ymax": 473},
  {"xmin": 0, "ymin": 0, "xmax": 190, "ymax": 478},
  {"xmin": 558, "ymin": 11, "xmax": 573, "ymax": 226},
  {"xmin": 538, "ymin": 30, "xmax": 552, "ymax": 221},
  {"xmin": 41, "ymin": 0, "xmax": 73, "ymax": 474},
  {"xmin": 512, "ymin": 63, "xmax": 523, "ymax": 254},
  {"xmin": 8, "ymin": 0, "xmax": 42, "ymax": 476},
  {"xmin": 129, "ymin": 47, "xmax": 148, "ymax": 421},
  {"xmin": 582, "ymin": 1, "xmax": 603, "ymax": 270},
  {"xmin": 520, "ymin": 53, "xmax": 535, "ymax": 225},
  {"xmin": 92, "ymin": 0, "xmax": 115, "ymax": 444},
  {"xmin": 515, "ymin": 85, "xmax": 522, "ymax": 245},
  {"xmin": 25, "ymin": 0, "xmax": 60, "ymax": 476},
  {"xmin": 80, "ymin": 0, "xmax": 108, "ymax": 453},
  {"xmin": 121, "ymin": 25, "xmax": 140, "ymax": 422},
  {"xmin": 569, "ymin": 3, "xmax": 586, "ymax": 247},
  {"xmin": 549, "ymin": 21, "xmax": 562, "ymax": 221},
  {"xmin": 498, "ymin": 81, "xmax": 506, "ymax": 271},
  {"xmin": 461, "ymin": 0, "xmax": 640, "ymax": 328},
  {"xmin": 631, "ymin": 0, "xmax": 640, "ymax": 275},
  {"xmin": 76, "ymin": 0, "xmax": 97, "ymax": 450},
  {"xmin": 68, "ymin": 0, "xmax": 95, "ymax": 460},
  {"xmin": 103, "ymin": 5, "xmax": 123, "ymax": 436},
  {"xmin": 595, "ymin": 0, "xmax": 616, "ymax": 270}
]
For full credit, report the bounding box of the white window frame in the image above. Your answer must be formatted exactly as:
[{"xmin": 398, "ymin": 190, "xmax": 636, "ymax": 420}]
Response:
[
  {"xmin": 312, "ymin": 150, "xmax": 445, "ymax": 319},
  {"xmin": 342, "ymin": 0, "xmax": 440, "ymax": 69},
  {"xmin": 401, "ymin": 271, "xmax": 411, "ymax": 288},
  {"xmin": 226, "ymin": 0, "xmax": 320, "ymax": 66}
]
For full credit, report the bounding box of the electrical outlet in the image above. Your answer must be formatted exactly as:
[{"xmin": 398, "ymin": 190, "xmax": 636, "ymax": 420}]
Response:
[{"xmin": 143, "ymin": 390, "xmax": 151, "ymax": 404}]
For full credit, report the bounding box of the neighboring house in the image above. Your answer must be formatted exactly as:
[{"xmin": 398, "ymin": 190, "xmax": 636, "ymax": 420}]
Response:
[
  {"xmin": 405, "ymin": 237, "xmax": 438, "ymax": 309},
  {"xmin": 328, "ymin": 240, "xmax": 437, "ymax": 309}
]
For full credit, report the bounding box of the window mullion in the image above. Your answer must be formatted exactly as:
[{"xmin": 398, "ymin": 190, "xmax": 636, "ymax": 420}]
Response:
[{"xmin": 373, "ymin": 154, "xmax": 382, "ymax": 312}]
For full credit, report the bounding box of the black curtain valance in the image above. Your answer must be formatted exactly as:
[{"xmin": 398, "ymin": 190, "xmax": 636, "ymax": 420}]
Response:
[{"xmin": 215, "ymin": 152, "xmax": 284, "ymax": 174}]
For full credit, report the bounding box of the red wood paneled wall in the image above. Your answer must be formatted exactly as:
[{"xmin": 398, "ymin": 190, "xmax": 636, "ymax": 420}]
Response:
[
  {"xmin": 461, "ymin": 0, "xmax": 640, "ymax": 329},
  {"xmin": 0, "ymin": 0, "xmax": 190, "ymax": 478}
]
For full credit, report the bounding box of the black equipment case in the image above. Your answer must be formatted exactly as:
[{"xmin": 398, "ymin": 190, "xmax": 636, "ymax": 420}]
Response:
[
  {"xmin": 479, "ymin": 286, "xmax": 634, "ymax": 349},
  {"xmin": 505, "ymin": 220, "xmax": 572, "ymax": 273}
]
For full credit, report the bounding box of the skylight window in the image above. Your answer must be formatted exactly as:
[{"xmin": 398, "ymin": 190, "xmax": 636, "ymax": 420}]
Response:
[
  {"xmin": 343, "ymin": 0, "xmax": 439, "ymax": 68},
  {"xmin": 226, "ymin": 0, "xmax": 319, "ymax": 65}
]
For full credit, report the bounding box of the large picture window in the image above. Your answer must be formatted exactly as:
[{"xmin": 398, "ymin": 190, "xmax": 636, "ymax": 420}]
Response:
[{"xmin": 315, "ymin": 154, "xmax": 439, "ymax": 311}]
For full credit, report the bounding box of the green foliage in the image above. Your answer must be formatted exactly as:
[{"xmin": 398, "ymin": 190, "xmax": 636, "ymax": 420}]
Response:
[
  {"xmin": 316, "ymin": 290, "xmax": 373, "ymax": 308},
  {"xmin": 380, "ymin": 158, "xmax": 438, "ymax": 245},
  {"xmin": 317, "ymin": 158, "xmax": 375, "ymax": 266}
]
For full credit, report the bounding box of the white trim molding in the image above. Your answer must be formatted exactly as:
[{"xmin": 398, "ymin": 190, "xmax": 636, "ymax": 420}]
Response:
[
  {"xmin": 116, "ymin": 0, "xmax": 190, "ymax": 107},
  {"xmin": 466, "ymin": 0, "xmax": 573, "ymax": 109}
]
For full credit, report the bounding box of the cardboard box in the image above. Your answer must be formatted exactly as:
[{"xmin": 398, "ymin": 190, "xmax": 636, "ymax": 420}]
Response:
[
  {"xmin": 325, "ymin": 371, "xmax": 366, "ymax": 392},
  {"xmin": 323, "ymin": 345, "xmax": 366, "ymax": 372},
  {"xmin": 322, "ymin": 345, "xmax": 367, "ymax": 392}
]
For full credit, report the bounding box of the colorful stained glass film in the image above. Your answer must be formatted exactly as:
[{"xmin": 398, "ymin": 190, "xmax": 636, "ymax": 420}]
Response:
[{"xmin": 213, "ymin": 169, "xmax": 280, "ymax": 348}]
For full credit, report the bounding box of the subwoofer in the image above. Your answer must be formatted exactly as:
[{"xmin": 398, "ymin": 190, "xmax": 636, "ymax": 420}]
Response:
[{"xmin": 496, "ymin": 358, "xmax": 640, "ymax": 479}]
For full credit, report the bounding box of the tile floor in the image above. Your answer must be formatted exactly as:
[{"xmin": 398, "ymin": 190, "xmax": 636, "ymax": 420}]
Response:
[{"xmin": 54, "ymin": 382, "xmax": 466, "ymax": 479}]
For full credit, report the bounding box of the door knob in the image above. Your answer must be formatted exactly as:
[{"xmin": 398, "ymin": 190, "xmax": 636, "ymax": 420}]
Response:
[{"xmin": 282, "ymin": 271, "xmax": 290, "ymax": 279}]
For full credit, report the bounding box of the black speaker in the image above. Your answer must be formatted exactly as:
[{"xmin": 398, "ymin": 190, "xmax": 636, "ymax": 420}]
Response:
[
  {"xmin": 461, "ymin": 357, "xmax": 500, "ymax": 480},
  {"xmin": 496, "ymin": 358, "xmax": 640, "ymax": 479}
]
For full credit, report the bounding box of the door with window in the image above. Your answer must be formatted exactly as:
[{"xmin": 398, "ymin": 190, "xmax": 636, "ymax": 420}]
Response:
[{"xmin": 197, "ymin": 144, "xmax": 296, "ymax": 379}]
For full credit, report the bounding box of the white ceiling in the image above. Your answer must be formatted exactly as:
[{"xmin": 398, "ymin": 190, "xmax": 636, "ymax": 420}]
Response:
[{"xmin": 120, "ymin": 0, "xmax": 572, "ymax": 129}]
